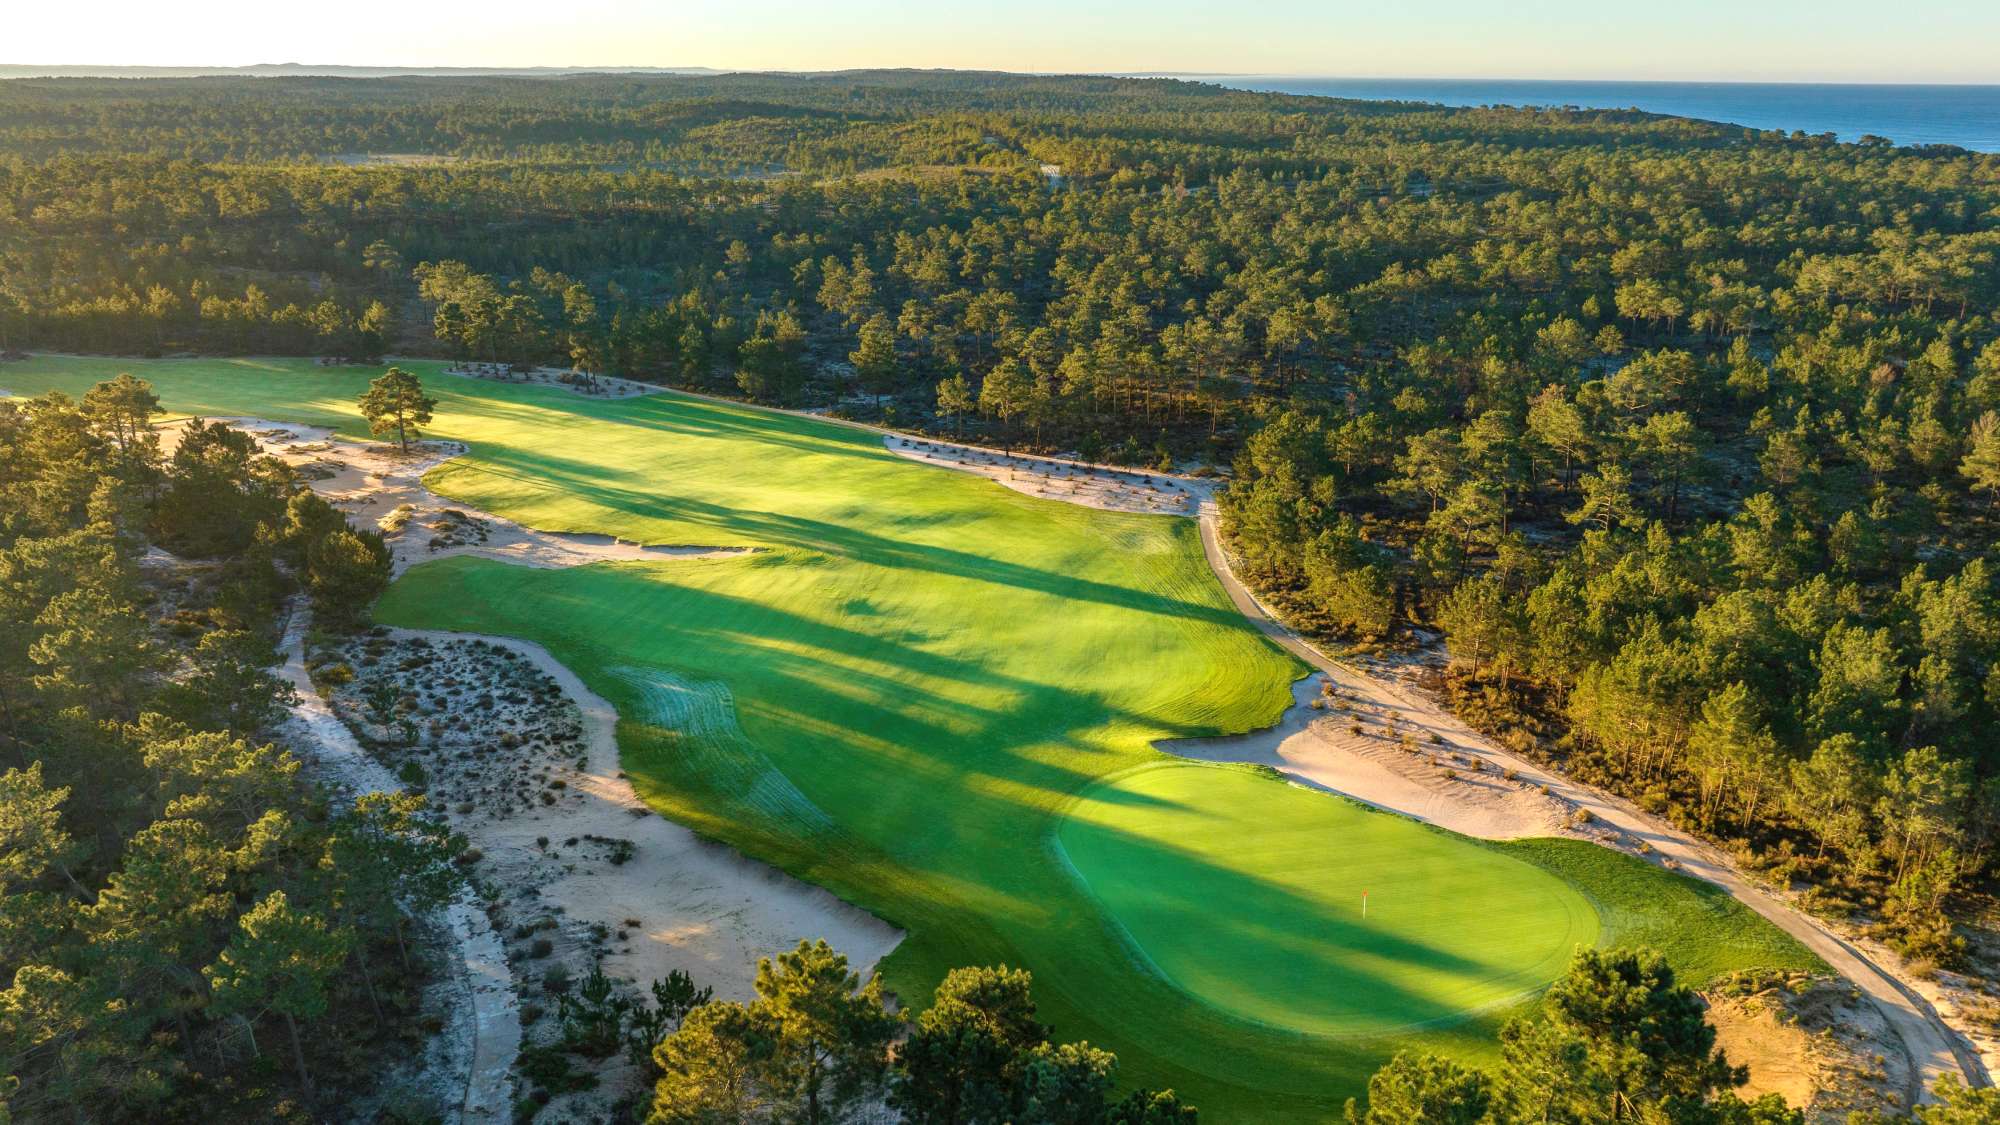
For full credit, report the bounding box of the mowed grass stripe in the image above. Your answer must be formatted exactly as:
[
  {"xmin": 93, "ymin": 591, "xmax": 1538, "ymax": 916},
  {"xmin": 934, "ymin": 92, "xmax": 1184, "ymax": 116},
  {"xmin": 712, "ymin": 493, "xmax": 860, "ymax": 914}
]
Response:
[{"xmin": 1058, "ymin": 764, "xmax": 1597, "ymax": 1037}]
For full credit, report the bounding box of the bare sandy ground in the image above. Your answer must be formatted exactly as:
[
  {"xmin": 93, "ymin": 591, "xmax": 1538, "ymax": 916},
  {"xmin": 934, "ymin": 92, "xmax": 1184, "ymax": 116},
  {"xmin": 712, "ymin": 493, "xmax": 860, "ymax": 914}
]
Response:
[
  {"xmin": 883, "ymin": 433, "xmax": 1213, "ymax": 516},
  {"xmin": 1704, "ymin": 975, "xmax": 1912, "ymax": 1121},
  {"xmin": 308, "ymin": 624, "xmax": 901, "ymax": 1121},
  {"xmin": 377, "ymin": 628, "xmax": 904, "ymax": 996},
  {"xmin": 1709, "ymin": 994, "xmax": 1822, "ymax": 1111}
]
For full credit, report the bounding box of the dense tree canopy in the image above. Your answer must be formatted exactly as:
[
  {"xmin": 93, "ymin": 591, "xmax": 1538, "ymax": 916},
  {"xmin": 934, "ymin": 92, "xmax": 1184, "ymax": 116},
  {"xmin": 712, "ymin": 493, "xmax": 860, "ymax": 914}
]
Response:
[{"xmin": 0, "ymin": 379, "xmax": 449, "ymax": 1121}]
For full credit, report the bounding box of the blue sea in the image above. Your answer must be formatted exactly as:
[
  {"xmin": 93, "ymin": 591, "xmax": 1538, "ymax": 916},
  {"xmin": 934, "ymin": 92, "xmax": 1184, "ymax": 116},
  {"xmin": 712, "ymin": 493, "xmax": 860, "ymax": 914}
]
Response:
[{"xmin": 1203, "ymin": 77, "xmax": 2000, "ymax": 152}]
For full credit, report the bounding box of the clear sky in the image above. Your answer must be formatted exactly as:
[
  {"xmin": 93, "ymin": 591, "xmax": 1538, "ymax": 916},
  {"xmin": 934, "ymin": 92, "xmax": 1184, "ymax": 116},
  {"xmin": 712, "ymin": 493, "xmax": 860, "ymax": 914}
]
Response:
[{"xmin": 9, "ymin": 0, "xmax": 1999, "ymax": 84}]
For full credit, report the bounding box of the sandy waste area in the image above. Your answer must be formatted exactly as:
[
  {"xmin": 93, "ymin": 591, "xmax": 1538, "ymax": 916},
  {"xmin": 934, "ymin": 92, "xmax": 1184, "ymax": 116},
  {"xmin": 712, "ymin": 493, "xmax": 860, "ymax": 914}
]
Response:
[{"xmin": 883, "ymin": 433, "xmax": 1214, "ymax": 516}]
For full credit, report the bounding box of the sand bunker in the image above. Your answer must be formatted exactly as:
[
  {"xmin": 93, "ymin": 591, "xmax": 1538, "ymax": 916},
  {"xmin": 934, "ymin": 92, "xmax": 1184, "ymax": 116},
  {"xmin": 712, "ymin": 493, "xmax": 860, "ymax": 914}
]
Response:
[
  {"xmin": 884, "ymin": 434, "xmax": 1213, "ymax": 516},
  {"xmin": 335, "ymin": 630, "xmax": 905, "ymax": 986},
  {"xmin": 277, "ymin": 611, "xmax": 520, "ymax": 1123},
  {"xmin": 1160, "ymin": 673, "xmax": 1572, "ymax": 841}
]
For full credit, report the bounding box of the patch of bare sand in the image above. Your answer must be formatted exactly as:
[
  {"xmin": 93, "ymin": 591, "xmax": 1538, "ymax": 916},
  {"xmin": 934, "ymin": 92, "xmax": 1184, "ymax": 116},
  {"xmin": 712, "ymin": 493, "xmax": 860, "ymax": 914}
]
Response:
[
  {"xmin": 1705, "ymin": 975, "xmax": 1910, "ymax": 1122},
  {"xmin": 158, "ymin": 416, "xmax": 751, "ymax": 574},
  {"xmin": 883, "ymin": 433, "xmax": 1213, "ymax": 516},
  {"xmin": 1710, "ymin": 994, "xmax": 1822, "ymax": 1111},
  {"xmin": 1160, "ymin": 673, "xmax": 1572, "ymax": 841},
  {"xmin": 278, "ymin": 609, "xmax": 519, "ymax": 1123},
  {"xmin": 379, "ymin": 628, "xmax": 903, "ymax": 995}
]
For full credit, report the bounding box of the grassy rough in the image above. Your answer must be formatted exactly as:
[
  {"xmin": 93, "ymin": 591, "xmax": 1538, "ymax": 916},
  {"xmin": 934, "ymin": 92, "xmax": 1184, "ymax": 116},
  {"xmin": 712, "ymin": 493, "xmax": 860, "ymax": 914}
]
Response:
[{"xmin": 1, "ymin": 355, "xmax": 1824, "ymax": 1120}]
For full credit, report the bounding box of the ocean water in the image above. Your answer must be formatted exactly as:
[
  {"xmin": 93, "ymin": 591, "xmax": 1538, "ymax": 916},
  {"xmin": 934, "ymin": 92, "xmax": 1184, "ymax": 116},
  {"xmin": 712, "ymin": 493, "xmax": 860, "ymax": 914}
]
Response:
[{"xmin": 1206, "ymin": 77, "xmax": 2000, "ymax": 152}]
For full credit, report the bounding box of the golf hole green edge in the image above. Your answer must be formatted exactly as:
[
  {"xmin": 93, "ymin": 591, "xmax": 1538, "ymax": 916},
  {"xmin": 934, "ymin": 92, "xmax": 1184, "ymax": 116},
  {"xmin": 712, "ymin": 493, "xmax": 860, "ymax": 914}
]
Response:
[{"xmin": 1053, "ymin": 761, "xmax": 1601, "ymax": 1039}]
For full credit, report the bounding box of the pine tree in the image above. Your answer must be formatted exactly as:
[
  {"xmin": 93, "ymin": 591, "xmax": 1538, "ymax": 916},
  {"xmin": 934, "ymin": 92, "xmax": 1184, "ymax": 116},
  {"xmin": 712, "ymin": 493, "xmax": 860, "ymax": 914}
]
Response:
[
  {"xmin": 204, "ymin": 891, "xmax": 352, "ymax": 1099},
  {"xmin": 357, "ymin": 367, "xmax": 437, "ymax": 454}
]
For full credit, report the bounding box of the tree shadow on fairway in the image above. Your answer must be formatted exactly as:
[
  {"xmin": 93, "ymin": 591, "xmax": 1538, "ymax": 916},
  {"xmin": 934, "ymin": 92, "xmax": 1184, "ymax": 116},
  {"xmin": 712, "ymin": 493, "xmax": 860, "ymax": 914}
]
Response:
[
  {"xmin": 429, "ymin": 448, "xmax": 1250, "ymax": 630},
  {"xmin": 613, "ymin": 393, "xmax": 889, "ymax": 456},
  {"xmin": 1053, "ymin": 794, "xmax": 1587, "ymax": 1039},
  {"xmin": 386, "ymin": 558, "xmax": 1212, "ymax": 837}
]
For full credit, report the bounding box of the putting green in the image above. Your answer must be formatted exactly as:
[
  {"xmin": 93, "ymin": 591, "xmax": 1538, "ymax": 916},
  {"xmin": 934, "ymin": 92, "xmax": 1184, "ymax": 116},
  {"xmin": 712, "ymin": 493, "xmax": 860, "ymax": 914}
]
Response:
[
  {"xmin": 1, "ymin": 355, "xmax": 1823, "ymax": 1120},
  {"xmin": 1059, "ymin": 764, "xmax": 1597, "ymax": 1037}
]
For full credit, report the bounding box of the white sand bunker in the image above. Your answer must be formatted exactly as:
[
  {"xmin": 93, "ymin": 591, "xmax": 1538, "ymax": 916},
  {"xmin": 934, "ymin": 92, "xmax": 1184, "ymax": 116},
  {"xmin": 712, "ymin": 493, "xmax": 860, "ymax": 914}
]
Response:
[
  {"xmin": 160, "ymin": 417, "xmax": 751, "ymax": 574},
  {"xmin": 885, "ymin": 434, "xmax": 1214, "ymax": 516},
  {"xmin": 307, "ymin": 624, "xmax": 902, "ymax": 1120},
  {"xmin": 277, "ymin": 613, "xmax": 520, "ymax": 1122},
  {"xmin": 1160, "ymin": 673, "xmax": 1573, "ymax": 841}
]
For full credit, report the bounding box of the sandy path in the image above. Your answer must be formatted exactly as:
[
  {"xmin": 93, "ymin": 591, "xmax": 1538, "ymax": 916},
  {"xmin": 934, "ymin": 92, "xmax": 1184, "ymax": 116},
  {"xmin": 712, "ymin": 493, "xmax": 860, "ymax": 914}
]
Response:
[
  {"xmin": 385, "ymin": 627, "xmax": 904, "ymax": 1001},
  {"xmin": 1192, "ymin": 502, "xmax": 1987, "ymax": 1103},
  {"xmin": 277, "ymin": 607, "xmax": 520, "ymax": 1123}
]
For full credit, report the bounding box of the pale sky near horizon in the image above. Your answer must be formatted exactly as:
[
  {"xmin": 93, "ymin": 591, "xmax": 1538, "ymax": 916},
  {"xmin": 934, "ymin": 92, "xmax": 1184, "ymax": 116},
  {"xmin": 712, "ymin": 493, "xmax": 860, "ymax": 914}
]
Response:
[{"xmin": 9, "ymin": 0, "xmax": 1999, "ymax": 85}]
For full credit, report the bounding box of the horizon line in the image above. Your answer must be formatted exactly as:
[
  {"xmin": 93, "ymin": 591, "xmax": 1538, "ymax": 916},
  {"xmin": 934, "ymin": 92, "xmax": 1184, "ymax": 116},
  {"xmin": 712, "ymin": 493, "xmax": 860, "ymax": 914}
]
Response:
[{"xmin": 1, "ymin": 63, "xmax": 1997, "ymax": 88}]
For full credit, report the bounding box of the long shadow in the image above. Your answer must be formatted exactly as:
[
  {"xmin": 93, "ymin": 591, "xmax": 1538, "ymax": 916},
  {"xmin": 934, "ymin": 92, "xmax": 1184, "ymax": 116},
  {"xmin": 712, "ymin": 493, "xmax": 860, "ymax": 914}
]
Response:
[
  {"xmin": 1051, "ymin": 794, "xmax": 1597, "ymax": 1028},
  {"xmin": 434, "ymin": 448, "xmax": 1249, "ymax": 629},
  {"xmin": 611, "ymin": 394, "xmax": 890, "ymax": 457},
  {"xmin": 388, "ymin": 558, "xmax": 1211, "ymax": 827},
  {"xmin": 383, "ymin": 553, "xmax": 1562, "ymax": 1094}
]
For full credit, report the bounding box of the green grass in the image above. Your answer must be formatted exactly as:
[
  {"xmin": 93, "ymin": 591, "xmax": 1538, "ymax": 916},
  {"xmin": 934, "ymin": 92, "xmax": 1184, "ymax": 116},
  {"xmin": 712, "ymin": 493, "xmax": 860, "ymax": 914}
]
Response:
[
  {"xmin": 1057, "ymin": 764, "xmax": 1598, "ymax": 1038},
  {"xmin": 1, "ymin": 354, "xmax": 1825, "ymax": 1120}
]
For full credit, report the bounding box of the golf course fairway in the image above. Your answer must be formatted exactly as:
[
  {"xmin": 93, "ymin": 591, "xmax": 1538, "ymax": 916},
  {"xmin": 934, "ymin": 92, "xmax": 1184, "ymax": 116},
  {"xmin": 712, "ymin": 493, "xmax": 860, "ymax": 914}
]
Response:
[{"xmin": 0, "ymin": 356, "xmax": 1824, "ymax": 1120}]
